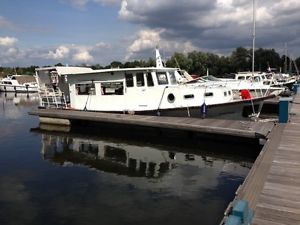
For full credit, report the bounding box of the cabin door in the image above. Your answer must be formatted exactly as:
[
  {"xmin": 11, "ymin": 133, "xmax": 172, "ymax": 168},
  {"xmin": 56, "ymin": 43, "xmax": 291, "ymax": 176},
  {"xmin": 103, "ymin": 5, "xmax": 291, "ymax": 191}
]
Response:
[
  {"xmin": 135, "ymin": 72, "xmax": 150, "ymax": 110},
  {"xmin": 124, "ymin": 72, "xmax": 150, "ymax": 112}
]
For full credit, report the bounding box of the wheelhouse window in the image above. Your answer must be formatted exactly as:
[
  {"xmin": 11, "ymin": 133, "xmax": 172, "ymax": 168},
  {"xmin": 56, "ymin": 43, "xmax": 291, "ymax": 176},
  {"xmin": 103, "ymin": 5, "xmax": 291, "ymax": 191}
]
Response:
[
  {"xmin": 100, "ymin": 82, "xmax": 124, "ymax": 95},
  {"xmin": 168, "ymin": 71, "xmax": 177, "ymax": 85},
  {"xmin": 146, "ymin": 72, "xmax": 154, "ymax": 86},
  {"xmin": 156, "ymin": 72, "xmax": 169, "ymax": 85},
  {"xmin": 125, "ymin": 73, "xmax": 134, "ymax": 87},
  {"xmin": 75, "ymin": 83, "xmax": 95, "ymax": 95},
  {"xmin": 136, "ymin": 73, "xmax": 145, "ymax": 87}
]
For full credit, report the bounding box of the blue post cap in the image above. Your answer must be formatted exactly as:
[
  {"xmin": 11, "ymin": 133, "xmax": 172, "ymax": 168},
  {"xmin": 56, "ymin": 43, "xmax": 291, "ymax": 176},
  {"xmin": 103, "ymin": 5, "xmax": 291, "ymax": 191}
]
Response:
[
  {"xmin": 279, "ymin": 97, "xmax": 293, "ymax": 102},
  {"xmin": 224, "ymin": 215, "xmax": 241, "ymax": 225},
  {"xmin": 232, "ymin": 200, "xmax": 249, "ymax": 223}
]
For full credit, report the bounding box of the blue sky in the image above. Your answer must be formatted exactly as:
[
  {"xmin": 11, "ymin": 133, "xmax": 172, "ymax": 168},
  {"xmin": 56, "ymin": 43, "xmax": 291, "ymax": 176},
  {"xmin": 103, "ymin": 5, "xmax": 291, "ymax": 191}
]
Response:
[{"xmin": 1, "ymin": 0, "xmax": 300, "ymax": 67}]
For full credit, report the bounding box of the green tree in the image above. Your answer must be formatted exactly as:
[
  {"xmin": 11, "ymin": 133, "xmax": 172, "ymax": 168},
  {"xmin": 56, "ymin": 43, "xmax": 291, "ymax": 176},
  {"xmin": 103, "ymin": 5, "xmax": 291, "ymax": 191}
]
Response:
[
  {"xmin": 110, "ymin": 61, "xmax": 123, "ymax": 68},
  {"xmin": 230, "ymin": 47, "xmax": 252, "ymax": 72},
  {"xmin": 166, "ymin": 52, "xmax": 192, "ymax": 71}
]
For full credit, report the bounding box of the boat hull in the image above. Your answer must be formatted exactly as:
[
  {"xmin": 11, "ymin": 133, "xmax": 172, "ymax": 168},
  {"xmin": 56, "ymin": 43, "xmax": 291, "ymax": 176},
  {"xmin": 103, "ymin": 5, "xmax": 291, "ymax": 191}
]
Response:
[
  {"xmin": 66, "ymin": 95, "xmax": 275, "ymax": 120},
  {"xmin": 0, "ymin": 84, "xmax": 38, "ymax": 93}
]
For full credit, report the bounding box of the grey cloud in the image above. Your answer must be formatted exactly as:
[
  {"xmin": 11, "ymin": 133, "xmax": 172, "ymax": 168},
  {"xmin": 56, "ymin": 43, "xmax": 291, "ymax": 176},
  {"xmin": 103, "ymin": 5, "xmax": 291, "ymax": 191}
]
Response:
[{"xmin": 120, "ymin": 0, "xmax": 300, "ymax": 57}]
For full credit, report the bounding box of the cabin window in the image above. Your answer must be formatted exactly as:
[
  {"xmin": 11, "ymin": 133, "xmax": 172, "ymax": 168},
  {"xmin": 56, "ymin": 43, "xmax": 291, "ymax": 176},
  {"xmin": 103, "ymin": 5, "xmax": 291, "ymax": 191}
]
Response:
[
  {"xmin": 146, "ymin": 72, "xmax": 154, "ymax": 86},
  {"xmin": 205, "ymin": 92, "xmax": 213, "ymax": 97},
  {"xmin": 3, "ymin": 81, "xmax": 12, "ymax": 85},
  {"xmin": 156, "ymin": 72, "xmax": 168, "ymax": 85},
  {"xmin": 169, "ymin": 71, "xmax": 177, "ymax": 85},
  {"xmin": 184, "ymin": 94, "xmax": 194, "ymax": 99},
  {"xmin": 136, "ymin": 73, "xmax": 145, "ymax": 87},
  {"xmin": 79, "ymin": 142, "xmax": 99, "ymax": 155},
  {"xmin": 104, "ymin": 145, "xmax": 127, "ymax": 163},
  {"xmin": 75, "ymin": 83, "xmax": 95, "ymax": 95},
  {"xmin": 228, "ymin": 91, "xmax": 231, "ymax": 95},
  {"xmin": 125, "ymin": 73, "xmax": 134, "ymax": 87},
  {"xmin": 224, "ymin": 92, "xmax": 227, "ymax": 97},
  {"xmin": 100, "ymin": 82, "xmax": 124, "ymax": 95},
  {"xmin": 254, "ymin": 77, "xmax": 260, "ymax": 82},
  {"xmin": 238, "ymin": 77, "xmax": 244, "ymax": 80}
]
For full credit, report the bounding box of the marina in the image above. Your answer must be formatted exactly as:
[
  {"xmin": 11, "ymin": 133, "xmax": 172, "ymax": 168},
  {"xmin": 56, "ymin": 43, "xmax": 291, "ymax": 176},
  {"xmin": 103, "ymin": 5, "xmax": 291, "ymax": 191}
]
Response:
[
  {"xmin": 1, "ymin": 0, "xmax": 300, "ymax": 224},
  {"xmin": 28, "ymin": 76, "xmax": 300, "ymax": 224}
]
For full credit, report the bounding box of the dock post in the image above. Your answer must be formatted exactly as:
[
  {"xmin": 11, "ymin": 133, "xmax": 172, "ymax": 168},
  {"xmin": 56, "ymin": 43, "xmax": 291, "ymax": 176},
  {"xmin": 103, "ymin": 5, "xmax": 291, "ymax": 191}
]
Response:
[
  {"xmin": 279, "ymin": 97, "xmax": 292, "ymax": 123},
  {"xmin": 224, "ymin": 200, "xmax": 253, "ymax": 225}
]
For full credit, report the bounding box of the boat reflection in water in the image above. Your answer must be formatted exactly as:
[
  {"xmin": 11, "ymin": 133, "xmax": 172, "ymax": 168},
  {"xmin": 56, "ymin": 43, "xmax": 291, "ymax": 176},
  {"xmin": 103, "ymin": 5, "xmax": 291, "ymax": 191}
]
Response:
[
  {"xmin": 32, "ymin": 127, "xmax": 255, "ymax": 225},
  {"xmin": 0, "ymin": 92, "xmax": 39, "ymax": 106},
  {"xmin": 39, "ymin": 128, "xmax": 253, "ymax": 179}
]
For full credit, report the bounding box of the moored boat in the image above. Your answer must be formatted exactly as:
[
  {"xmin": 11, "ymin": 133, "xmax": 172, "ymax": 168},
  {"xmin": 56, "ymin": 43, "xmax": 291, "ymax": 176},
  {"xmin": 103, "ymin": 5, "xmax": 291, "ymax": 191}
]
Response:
[
  {"xmin": 35, "ymin": 63, "xmax": 277, "ymax": 119},
  {"xmin": 0, "ymin": 74, "xmax": 38, "ymax": 93}
]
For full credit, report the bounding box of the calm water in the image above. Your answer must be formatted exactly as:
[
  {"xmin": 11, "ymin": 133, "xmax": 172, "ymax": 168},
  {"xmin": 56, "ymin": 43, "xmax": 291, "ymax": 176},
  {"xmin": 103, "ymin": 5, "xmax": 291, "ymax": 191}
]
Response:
[{"xmin": 0, "ymin": 92, "xmax": 256, "ymax": 225}]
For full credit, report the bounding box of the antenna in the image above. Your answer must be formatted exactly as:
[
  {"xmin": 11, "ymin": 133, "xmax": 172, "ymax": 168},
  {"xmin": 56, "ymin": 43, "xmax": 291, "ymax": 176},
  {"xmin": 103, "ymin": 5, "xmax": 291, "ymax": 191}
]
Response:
[
  {"xmin": 284, "ymin": 42, "xmax": 288, "ymax": 73},
  {"xmin": 252, "ymin": 0, "xmax": 256, "ymax": 76}
]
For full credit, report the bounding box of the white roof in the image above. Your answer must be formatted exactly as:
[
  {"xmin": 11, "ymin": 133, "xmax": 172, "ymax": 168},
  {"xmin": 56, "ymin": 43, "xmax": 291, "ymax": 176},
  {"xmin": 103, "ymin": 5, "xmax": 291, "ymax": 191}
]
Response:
[
  {"xmin": 36, "ymin": 66, "xmax": 179, "ymax": 76},
  {"xmin": 36, "ymin": 66, "xmax": 93, "ymax": 74}
]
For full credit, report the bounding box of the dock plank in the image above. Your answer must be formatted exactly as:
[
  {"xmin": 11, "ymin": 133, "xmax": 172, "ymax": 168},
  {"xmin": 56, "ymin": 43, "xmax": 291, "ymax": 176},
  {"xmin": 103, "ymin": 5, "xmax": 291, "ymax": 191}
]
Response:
[{"xmin": 29, "ymin": 109, "xmax": 274, "ymax": 139}]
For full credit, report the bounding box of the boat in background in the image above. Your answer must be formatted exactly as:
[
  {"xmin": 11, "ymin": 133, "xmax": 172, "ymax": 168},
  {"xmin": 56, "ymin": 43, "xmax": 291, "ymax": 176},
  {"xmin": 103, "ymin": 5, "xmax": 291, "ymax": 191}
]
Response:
[
  {"xmin": 0, "ymin": 74, "xmax": 38, "ymax": 93},
  {"xmin": 200, "ymin": 73, "xmax": 284, "ymax": 99}
]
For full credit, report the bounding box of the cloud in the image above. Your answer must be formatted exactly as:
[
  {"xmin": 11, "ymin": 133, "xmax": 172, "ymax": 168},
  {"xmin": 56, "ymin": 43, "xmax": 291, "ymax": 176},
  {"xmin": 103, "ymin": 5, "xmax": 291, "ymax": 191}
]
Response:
[
  {"xmin": 0, "ymin": 37, "xmax": 24, "ymax": 65},
  {"xmin": 47, "ymin": 45, "xmax": 70, "ymax": 60},
  {"xmin": 128, "ymin": 29, "xmax": 162, "ymax": 53},
  {"xmin": 95, "ymin": 42, "xmax": 111, "ymax": 48},
  {"xmin": 45, "ymin": 43, "xmax": 109, "ymax": 64},
  {"xmin": 125, "ymin": 29, "xmax": 198, "ymax": 60},
  {"xmin": 73, "ymin": 50, "xmax": 94, "ymax": 62},
  {"xmin": 0, "ymin": 36, "xmax": 18, "ymax": 47},
  {"xmin": 118, "ymin": 0, "xmax": 300, "ymax": 56}
]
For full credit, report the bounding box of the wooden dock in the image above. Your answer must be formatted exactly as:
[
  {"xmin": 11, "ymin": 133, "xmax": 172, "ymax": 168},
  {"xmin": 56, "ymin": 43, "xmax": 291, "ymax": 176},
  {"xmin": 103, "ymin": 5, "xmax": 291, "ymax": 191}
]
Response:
[
  {"xmin": 29, "ymin": 108, "xmax": 275, "ymax": 140},
  {"xmin": 234, "ymin": 92, "xmax": 300, "ymax": 224}
]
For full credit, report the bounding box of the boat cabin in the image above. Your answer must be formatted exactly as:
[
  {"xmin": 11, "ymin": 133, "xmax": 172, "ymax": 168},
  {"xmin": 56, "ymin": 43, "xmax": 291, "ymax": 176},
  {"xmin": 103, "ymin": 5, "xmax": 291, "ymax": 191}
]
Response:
[{"xmin": 35, "ymin": 66, "xmax": 233, "ymax": 116}]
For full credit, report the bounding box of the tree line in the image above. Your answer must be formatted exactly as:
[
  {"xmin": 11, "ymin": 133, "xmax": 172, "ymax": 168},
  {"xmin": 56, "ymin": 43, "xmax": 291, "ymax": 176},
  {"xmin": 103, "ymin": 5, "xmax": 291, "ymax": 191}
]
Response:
[{"xmin": 1, "ymin": 47, "xmax": 299, "ymax": 78}]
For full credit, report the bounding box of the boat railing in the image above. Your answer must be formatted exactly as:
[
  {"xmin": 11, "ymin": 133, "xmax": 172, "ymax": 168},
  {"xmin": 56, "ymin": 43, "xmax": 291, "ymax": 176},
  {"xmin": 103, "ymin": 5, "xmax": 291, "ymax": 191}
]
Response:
[{"xmin": 38, "ymin": 86, "xmax": 67, "ymax": 109}]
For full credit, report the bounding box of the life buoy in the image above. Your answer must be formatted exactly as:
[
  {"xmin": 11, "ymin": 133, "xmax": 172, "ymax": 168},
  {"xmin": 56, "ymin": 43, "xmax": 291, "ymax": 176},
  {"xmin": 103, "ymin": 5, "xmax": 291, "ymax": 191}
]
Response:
[{"xmin": 240, "ymin": 89, "xmax": 252, "ymax": 100}]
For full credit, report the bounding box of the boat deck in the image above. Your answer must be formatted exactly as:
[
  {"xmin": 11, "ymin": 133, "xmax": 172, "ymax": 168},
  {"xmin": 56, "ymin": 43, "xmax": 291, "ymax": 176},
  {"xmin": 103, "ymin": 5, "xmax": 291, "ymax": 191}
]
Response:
[
  {"xmin": 29, "ymin": 108, "xmax": 275, "ymax": 140},
  {"xmin": 235, "ymin": 92, "xmax": 300, "ymax": 224}
]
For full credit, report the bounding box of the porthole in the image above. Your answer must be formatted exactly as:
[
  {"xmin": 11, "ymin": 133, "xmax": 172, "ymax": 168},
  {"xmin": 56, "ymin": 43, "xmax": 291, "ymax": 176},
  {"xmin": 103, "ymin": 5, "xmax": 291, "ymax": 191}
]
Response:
[{"xmin": 167, "ymin": 93, "xmax": 175, "ymax": 103}]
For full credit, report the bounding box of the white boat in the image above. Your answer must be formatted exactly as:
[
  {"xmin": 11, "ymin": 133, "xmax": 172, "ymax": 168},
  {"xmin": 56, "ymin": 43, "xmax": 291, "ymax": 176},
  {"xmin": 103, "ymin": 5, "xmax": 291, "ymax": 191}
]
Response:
[
  {"xmin": 34, "ymin": 60, "xmax": 278, "ymax": 119},
  {"xmin": 201, "ymin": 73, "xmax": 284, "ymax": 99},
  {"xmin": 0, "ymin": 75, "xmax": 38, "ymax": 93}
]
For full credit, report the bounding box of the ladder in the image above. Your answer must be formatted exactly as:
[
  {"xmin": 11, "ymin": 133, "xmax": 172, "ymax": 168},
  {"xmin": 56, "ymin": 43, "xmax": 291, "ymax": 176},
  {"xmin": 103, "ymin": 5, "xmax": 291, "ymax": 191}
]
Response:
[{"xmin": 39, "ymin": 86, "xmax": 67, "ymax": 109}]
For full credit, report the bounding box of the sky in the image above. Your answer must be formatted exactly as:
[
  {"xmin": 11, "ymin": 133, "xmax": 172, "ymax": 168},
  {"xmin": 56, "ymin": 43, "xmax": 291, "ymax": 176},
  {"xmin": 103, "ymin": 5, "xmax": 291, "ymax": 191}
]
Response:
[{"xmin": 0, "ymin": 0, "xmax": 300, "ymax": 67}]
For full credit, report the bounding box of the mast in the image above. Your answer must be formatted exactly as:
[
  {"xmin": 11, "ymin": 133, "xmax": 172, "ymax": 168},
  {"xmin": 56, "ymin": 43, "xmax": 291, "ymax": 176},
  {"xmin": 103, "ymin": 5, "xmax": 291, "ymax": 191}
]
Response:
[
  {"xmin": 284, "ymin": 42, "xmax": 288, "ymax": 73},
  {"xmin": 252, "ymin": 0, "xmax": 256, "ymax": 76}
]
